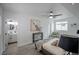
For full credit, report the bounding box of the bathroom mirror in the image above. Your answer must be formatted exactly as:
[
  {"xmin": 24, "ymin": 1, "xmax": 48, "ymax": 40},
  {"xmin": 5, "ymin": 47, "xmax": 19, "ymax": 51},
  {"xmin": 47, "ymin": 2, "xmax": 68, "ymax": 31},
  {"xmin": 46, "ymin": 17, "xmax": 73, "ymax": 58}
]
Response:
[
  {"xmin": 7, "ymin": 19, "xmax": 18, "ymax": 34},
  {"xmin": 9, "ymin": 24, "xmax": 15, "ymax": 30}
]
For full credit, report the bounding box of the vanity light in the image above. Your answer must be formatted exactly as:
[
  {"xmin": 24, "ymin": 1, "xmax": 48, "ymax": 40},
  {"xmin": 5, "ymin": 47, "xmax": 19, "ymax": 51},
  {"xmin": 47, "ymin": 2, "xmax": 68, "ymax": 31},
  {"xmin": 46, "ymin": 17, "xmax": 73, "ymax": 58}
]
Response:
[{"xmin": 7, "ymin": 22, "xmax": 18, "ymax": 25}]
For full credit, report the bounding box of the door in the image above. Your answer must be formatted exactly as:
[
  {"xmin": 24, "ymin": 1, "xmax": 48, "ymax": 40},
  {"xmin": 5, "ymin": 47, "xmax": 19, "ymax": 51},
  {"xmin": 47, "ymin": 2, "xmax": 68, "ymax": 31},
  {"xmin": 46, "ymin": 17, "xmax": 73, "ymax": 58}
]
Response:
[
  {"xmin": 4, "ymin": 20, "xmax": 9, "ymax": 51},
  {"xmin": 3, "ymin": 19, "xmax": 18, "ymax": 54},
  {"xmin": 0, "ymin": 16, "xmax": 3, "ymax": 54}
]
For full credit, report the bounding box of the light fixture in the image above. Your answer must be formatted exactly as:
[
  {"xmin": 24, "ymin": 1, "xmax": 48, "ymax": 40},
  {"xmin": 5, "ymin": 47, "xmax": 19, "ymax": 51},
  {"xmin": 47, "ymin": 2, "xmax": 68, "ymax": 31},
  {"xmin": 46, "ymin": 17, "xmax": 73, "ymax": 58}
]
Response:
[
  {"xmin": 50, "ymin": 11, "xmax": 53, "ymax": 15},
  {"xmin": 50, "ymin": 13, "xmax": 53, "ymax": 15},
  {"xmin": 49, "ymin": 16, "xmax": 53, "ymax": 19},
  {"xmin": 7, "ymin": 22, "xmax": 18, "ymax": 25},
  {"xmin": 49, "ymin": 11, "xmax": 53, "ymax": 19}
]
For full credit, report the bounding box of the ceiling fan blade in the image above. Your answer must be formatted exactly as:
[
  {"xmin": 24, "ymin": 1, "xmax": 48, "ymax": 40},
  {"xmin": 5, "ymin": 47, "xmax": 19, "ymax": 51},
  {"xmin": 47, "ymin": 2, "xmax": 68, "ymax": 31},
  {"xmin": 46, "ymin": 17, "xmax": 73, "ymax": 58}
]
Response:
[
  {"xmin": 52, "ymin": 14, "xmax": 62, "ymax": 18},
  {"xmin": 54, "ymin": 14, "xmax": 62, "ymax": 16}
]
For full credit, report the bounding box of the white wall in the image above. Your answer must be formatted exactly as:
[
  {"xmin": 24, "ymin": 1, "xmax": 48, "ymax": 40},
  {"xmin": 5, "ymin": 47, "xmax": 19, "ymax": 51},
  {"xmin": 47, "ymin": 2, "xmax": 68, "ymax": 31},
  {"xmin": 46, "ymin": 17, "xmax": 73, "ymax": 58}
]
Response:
[
  {"xmin": 0, "ymin": 5, "xmax": 3, "ymax": 55},
  {"xmin": 3, "ymin": 10, "xmax": 33, "ymax": 47},
  {"xmin": 40, "ymin": 18, "xmax": 54, "ymax": 39},
  {"xmin": 3, "ymin": 10, "xmax": 51, "ymax": 47},
  {"xmin": 3, "ymin": 8, "xmax": 52, "ymax": 46},
  {"xmin": 16, "ymin": 14, "xmax": 32, "ymax": 47}
]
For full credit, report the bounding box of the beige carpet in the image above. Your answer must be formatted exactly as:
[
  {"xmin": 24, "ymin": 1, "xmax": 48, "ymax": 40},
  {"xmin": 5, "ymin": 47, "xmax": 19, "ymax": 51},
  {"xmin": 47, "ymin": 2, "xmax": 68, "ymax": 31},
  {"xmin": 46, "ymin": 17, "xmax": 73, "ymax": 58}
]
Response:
[{"xmin": 7, "ymin": 43, "xmax": 42, "ymax": 55}]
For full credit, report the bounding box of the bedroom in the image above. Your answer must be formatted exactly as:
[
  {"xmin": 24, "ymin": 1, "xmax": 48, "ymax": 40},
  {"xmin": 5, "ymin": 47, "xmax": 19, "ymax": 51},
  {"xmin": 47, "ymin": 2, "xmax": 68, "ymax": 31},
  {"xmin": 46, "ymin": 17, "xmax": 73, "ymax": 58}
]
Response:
[{"xmin": 0, "ymin": 3, "xmax": 79, "ymax": 55}]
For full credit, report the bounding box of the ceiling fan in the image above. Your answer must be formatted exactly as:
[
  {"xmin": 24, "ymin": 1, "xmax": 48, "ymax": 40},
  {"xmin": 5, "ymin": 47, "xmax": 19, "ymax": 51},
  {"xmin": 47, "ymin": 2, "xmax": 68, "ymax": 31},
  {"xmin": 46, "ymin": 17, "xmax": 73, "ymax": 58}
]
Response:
[
  {"xmin": 49, "ymin": 10, "xmax": 62, "ymax": 18},
  {"xmin": 41, "ymin": 9, "xmax": 63, "ymax": 19}
]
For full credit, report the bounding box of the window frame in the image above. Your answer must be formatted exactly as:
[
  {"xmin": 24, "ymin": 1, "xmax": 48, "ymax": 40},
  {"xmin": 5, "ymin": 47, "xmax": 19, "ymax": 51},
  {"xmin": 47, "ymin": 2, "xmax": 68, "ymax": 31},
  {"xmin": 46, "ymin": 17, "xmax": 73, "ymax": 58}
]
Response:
[{"xmin": 55, "ymin": 21, "xmax": 68, "ymax": 31}]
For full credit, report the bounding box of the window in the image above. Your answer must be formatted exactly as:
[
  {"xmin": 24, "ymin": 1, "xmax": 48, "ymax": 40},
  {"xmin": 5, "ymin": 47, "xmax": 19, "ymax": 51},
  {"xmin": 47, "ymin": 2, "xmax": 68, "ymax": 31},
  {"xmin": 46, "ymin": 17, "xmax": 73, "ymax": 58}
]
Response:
[{"xmin": 56, "ymin": 21, "xmax": 68, "ymax": 31}]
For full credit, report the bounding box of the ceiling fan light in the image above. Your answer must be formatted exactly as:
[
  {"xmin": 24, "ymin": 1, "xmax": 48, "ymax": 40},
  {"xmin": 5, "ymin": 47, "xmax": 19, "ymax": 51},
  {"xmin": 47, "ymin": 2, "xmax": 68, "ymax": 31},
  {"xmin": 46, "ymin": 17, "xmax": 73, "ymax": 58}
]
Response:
[
  {"xmin": 49, "ymin": 16, "xmax": 53, "ymax": 19},
  {"xmin": 50, "ymin": 13, "xmax": 53, "ymax": 15}
]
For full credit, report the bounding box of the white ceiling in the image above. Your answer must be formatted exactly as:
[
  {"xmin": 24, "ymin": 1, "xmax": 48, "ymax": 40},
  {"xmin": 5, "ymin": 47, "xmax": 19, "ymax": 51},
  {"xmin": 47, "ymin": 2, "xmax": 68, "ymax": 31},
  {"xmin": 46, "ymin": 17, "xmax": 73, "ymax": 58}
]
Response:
[
  {"xmin": 1, "ymin": 3, "xmax": 54, "ymax": 14},
  {"xmin": 1, "ymin": 3, "xmax": 79, "ymax": 19},
  {"xmin": 62, "ymin": 3, "xmax": 79, "ymax": 18}
]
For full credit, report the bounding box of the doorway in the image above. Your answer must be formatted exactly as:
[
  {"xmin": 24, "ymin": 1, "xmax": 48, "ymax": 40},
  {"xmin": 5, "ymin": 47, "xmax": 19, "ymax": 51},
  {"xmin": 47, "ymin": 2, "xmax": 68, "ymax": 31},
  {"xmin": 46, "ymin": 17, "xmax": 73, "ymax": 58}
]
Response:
[{"xmin": 3, "ymin": 19, "xmax": 18, "ymax": 54}]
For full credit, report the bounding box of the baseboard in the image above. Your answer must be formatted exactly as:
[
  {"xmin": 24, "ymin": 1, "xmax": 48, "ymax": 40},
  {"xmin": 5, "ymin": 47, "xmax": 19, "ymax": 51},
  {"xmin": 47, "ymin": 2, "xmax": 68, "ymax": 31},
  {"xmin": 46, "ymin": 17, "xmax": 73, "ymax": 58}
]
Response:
[{"xmin": 8, "ymin": 41, "xmax": 17, "ymax": 44}]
